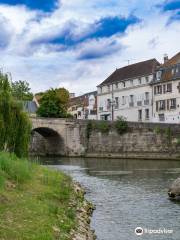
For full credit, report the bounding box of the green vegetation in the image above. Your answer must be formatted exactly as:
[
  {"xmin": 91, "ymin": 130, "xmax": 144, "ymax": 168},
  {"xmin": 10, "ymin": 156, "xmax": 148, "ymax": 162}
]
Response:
[
  {"xmin": 154, "ymin": 126, "xmax": 162, "ymax": 135},
  {"xmin": 0, "ymin": 152, "xmax": 82, "ymax": 240},
  {"xmin": 164, "ymin": 127, "xmax": 172, "ymax": 143},
  {"xmin": 0, "ymin": 73, "xmax": 31, "ymax": 157},
  {"xmin": 86, "ymin": 118, "xmax": 128, "ymax": 138},
  {"xmin": 37, "ymin": 88, "xmax": 70, "ymax": 118},
  {"xmin": 114, "ymin": 116, "xmax": 128, "ymax": 134},
  {"xmin": 12, "ymin": 80, "xmax": 33, "ymax": 101},
  {"xmin": 176, "ymin": 137, "xmax": 180, "ymax": 146}
]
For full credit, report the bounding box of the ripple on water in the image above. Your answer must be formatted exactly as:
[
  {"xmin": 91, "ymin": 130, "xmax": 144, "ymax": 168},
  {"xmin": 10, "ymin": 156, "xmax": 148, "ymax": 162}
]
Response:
[{"xmin": 46, "ymin": 158, "xmax": 180, "ymax": 240}]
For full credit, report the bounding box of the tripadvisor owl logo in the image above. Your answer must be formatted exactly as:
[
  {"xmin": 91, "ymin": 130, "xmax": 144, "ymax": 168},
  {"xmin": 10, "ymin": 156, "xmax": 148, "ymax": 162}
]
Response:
[{"xmin": 135, "ymin": 227, "xmax": 144, "ymax": 236}]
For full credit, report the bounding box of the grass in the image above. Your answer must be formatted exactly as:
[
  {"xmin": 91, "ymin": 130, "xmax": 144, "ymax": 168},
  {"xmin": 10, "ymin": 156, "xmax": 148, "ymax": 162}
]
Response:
[{"xmin": 0, "ymin": 152, "xmax": 82, "ymax": 240}]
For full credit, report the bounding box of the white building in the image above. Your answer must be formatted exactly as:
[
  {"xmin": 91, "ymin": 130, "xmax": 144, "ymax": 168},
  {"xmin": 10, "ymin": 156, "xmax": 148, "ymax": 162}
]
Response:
[
  {"xmin": 68, "ymin": 91, "xmax": 97, "ymax": 120},
  {"xmin": 152, "ymin": 52, "xmax": 180, "ymax": 123},
  {"xmin": 97, "ymin": 59, "xmax": 160, "ymax": 122}
]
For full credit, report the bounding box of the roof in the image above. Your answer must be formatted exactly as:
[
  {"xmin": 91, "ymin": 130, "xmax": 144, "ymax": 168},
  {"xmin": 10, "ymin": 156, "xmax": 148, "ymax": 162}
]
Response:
[
  {"xmin": 69, "ymin": 91, "xmax": 97, "ymax": 107},
  {"xmin": 161, "ymin": 52, "xmax": 180, "ymax": 68},
  {"xmin": 158, "ymin": 52, "xmax": 180, "ymax": 82},
  {"xmin": 98, "ymin": 59, "xmax": 160, "ymax": 86},
  {"xmin": 23, "ymin": 101, "xmax": 38, "ymax": 113}
]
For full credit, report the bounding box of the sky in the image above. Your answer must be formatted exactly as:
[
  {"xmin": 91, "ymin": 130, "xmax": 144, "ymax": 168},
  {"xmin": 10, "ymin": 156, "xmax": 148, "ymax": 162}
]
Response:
[{"xmin": 0, "ymin": 0, "xmax": 179, "ymax": 95}]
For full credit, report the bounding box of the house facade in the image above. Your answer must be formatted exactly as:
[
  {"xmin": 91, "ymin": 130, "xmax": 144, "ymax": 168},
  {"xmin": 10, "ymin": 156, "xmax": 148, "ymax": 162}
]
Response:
[
  {"xmin": 152, "ymin": 52, "xmax": 180, "ymax": 123},
  {"xmin": 68, "ymin": 91, "xmax": 97, "ymax": 120},
  {"xmin": 97, "ymin": 59, "xmax": 160, "ymax": 122}
]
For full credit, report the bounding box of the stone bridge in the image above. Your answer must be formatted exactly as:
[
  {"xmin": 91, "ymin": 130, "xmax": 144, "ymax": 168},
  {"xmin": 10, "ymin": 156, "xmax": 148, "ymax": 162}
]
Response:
[
  {"xmin": 30, "ymin": 117, "xmax": 86, "ymax": 156},
  {"xmin": 30, "ymin": 117, "xmax": 180, "ymax": 159}
]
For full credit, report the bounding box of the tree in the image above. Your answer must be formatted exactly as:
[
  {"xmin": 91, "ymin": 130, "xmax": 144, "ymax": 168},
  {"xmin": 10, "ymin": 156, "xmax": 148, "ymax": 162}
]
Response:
[
  {"xmin": 12, "ymin": 80, "xmax": 33, "ymax": 101},
  {"xmin": 0, "ymin": 73, "xmax": 31, "ymax": 157},
  {"xmin": 37, "ymin": 88, "xmax": 70, "ymax": 118}
]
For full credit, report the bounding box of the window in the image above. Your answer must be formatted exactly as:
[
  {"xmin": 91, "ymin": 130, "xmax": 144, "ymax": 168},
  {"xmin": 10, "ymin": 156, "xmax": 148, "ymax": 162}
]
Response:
[
  {"xmin": 145, "ymin": 92, "xmax": 149, "ymax": 100},
  {"xmin": 156, "ymin": 85, "xmax": 162, "ymax": 94},
  {"xmin": 129, "ymin": 95, "xmax": 134, "ymax": 107},
  {"xmin": 130, "ymin": 79, "xmax": 133, "ymax": 86},
  {"xmin": 122, "ymin": 96, "xmax": 126, "ymax": 105},
  {"xmin": 138, "ymin": 78, "xmax": 142, "ymax": 84},
  {"xmin": 159, "ymin": 114, "xmax": 165, "ymax": 122},
  {"xmin": 122, "ymin": 82, "xmax": 126, "ymax": 88},
  {"xmin": 107, "ymin": 85, "xmax": 110, "ymax": 92},
  {"xmin": 130, "ymin": 95, "xmax": 134, "ymax": 102},
  {"xmin": 167, "ymin": 83, "xmax": 172, "ymax": 93},
  {"xmin": 138, "ymin": 110, "xmax": 142, "ymax": 121},
  {"xmin": 144, "ymin": 92, "xmax": 149, "ymax": 105},
  {"xmin": 163, "ymin": 84, "xmax": 166, "ymax": 93},
  {"xmin": 115, "ymin": 97, "xmax": 119, "ymax": 109},
  {"xmin": 115, "ymin": 83, "xmax": 118, "ymax": 89},
  {"xmin": 145, "ymin": 109, "xmax": 149, "ymax": 120},
  {"xmin": 170, "ymin": 98, "xmax": 176, "ymax": 109},
  {"xmin": 156, "ymin": 71, "xmax": 162, "ymax": 81},
  {"xmin": 145, "ymin": 76, "xmax": 149, "ymax": 83},
  {"xmin": 107, "ymin": 99, "xmax": 111, "ymax": 110},
  {"xmin": 159, "ymin": 100, "xmax": 166, "ymax": 110},
  {"xmin": 156, "ymin": 100, "xmax": 166, "ymax": 112},
  {"xmin": 99, "ymin": 87, "xmax": 102, "ymax": 93}
]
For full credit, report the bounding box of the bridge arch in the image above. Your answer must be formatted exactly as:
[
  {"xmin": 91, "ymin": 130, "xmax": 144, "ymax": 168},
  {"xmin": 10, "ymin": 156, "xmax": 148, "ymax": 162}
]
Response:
[{"xmin": 30, "ymin": 127, "xmax": 65, "ymax": 156}]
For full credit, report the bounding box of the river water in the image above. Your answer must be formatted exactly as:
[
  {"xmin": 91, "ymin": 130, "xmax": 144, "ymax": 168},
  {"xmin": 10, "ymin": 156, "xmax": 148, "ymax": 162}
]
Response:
[{"xmin": 44, "ymin": 157, "xmax": 180, "ymax": 240}]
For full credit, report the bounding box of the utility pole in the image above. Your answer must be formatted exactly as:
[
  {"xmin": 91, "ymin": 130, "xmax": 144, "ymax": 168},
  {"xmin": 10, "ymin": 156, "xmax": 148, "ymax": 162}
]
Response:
[{"xmin": 111, "ymin": 83, "xmax": 115, "ymax": 121}]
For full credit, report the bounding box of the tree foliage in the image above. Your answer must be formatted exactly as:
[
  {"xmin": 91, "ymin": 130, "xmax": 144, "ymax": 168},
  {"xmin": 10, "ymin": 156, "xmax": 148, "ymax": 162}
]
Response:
[
  {"xmin": 37, "ymin": 88, "xmax": 70, "ymax": 118},
  {"xmin": 0, "ymin": 73, "xmax": 31, "ymax": 157},
  {"xmin": 12, "ymin": 80, "xmax": 33, "ymax": 101}
]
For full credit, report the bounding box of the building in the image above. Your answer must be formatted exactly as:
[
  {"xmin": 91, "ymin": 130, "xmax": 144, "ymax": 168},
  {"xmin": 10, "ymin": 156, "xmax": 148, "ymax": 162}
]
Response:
[
  {"xmin": 97, "ymin": 59, "xmax": 160, "ymax": 121},
  {"xmin": 23, "ymin": 100, "xmax": 39, "ymax": 116},
  {"xmin": 152, "ymin": 52, "xmax": 180, "ymax": 123},
  {"xmin": 68, "ymin": 91, "xmax": 97, "ymax": 120}
]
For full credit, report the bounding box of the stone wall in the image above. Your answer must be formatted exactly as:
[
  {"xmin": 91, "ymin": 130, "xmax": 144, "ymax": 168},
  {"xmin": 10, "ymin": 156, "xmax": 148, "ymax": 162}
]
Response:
[{"xmin": 83, "ymin": 121, "xmax": 180, "ymax": 159}]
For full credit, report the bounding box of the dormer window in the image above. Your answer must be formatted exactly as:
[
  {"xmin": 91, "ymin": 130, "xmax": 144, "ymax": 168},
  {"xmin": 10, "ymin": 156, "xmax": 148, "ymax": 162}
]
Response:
[{"xmin": 156, "ymin": 71, "xmax": 162, "ymax": 81}]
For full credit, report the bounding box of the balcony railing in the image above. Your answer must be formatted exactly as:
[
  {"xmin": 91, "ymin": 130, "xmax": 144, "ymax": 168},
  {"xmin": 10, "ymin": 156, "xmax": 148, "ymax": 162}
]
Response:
[
  {"xmin": 129, "ymin": 102, "xmax": 134, "ymax": 107},
  {"xmin": 137, "ymin": 101, "xmax": 142, "ymax": 106},
  {"xmin": 144, "ymin": 100, "xmax": 149, "ymax": 105}
]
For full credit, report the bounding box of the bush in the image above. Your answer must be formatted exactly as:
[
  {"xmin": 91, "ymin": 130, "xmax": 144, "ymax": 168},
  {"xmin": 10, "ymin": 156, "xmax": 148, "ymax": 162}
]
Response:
[
  {"xmin": 114, "ymin": 116, "xmax": 128, "ymax": 134},
  {"xmin": 154, "ymin": 126, "xmax": 161, "ymax": 134},
  {"xmin": 96, "ymin": 121, "xmax": 110, "ymax": 133}
]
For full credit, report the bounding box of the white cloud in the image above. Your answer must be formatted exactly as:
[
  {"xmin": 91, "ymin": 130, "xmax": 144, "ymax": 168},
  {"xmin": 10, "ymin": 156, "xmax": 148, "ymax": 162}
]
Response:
[{"xmin": 0, "ymin": 0, "xmax": 179, "ymax": 96}]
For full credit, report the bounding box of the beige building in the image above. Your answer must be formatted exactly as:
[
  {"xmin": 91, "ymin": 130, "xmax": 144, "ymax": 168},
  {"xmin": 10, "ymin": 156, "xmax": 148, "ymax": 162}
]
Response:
[{"xmin": 152, "ymin": 52, "xmax": 180, "ymax": 123}]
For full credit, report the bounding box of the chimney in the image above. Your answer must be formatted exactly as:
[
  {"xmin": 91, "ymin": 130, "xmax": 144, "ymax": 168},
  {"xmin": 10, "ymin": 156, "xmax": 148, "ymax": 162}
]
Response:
[{"xmin": 163, "ymin": 54, "xmax": 168, "ymax": 63}]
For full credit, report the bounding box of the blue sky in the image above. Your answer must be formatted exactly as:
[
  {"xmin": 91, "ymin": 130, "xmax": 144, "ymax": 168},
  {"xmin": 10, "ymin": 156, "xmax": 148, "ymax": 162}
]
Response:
[{"xmin": 0, "ymin": 0, "xmax": 179, "ymax": 94}]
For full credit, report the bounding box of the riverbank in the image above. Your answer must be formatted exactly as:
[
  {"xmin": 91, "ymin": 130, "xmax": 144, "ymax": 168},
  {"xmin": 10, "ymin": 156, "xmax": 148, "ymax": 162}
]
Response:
[{"xmin": 0, "ymin": 152, "xmax": 95, "ymax": 240}]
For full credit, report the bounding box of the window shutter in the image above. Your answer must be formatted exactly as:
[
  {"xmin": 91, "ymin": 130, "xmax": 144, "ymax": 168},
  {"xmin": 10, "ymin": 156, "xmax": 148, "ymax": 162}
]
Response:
[
  {"xmin": 154, "ymin": 87, "xmax": 156, "ymax": 95},
  {"xmin": 167, "ymin": 99, "xmax": 169, "ymax": 110},
  {"xmin": 163, "ymin": 85, "xmax": 166, "ymax": 93},
  {"xmin": 156, "ymin": 101, "xmax": 158, "ymax": 112}
]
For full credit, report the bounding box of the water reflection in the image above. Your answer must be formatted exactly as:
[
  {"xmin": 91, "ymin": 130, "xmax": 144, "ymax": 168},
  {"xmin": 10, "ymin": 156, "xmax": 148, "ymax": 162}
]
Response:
[{"xmin": 40, "ymin": 157, "xmax": 180, "ymax": 240}]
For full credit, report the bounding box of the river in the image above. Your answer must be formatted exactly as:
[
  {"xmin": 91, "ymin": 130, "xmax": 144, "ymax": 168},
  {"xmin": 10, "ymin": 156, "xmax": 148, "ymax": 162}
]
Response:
[{"xmin": 44, "ymin": 157, "xmax": 180, "ymax": 240}]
